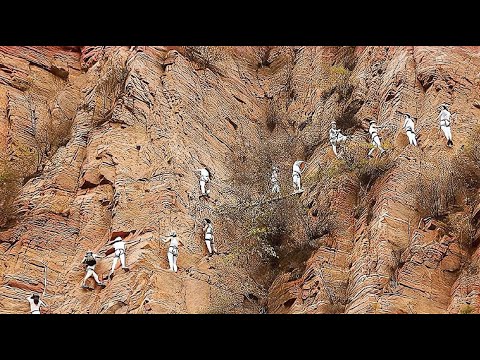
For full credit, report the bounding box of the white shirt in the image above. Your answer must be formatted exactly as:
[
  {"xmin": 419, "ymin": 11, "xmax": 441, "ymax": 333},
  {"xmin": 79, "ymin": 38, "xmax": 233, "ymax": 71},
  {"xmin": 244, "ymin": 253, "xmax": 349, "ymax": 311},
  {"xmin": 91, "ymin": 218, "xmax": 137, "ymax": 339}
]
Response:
[
  {"xmin": 27, "ymin": 297, "xmax": 46, "ymax": 313},
  {"xmin": 113, "ymin": 240, "xmax": 125, "ymax": 251},
  {"xmin": 403, "ymin": 116, "xmax": 415, "ymax": 132},
  {"xmin": 293, "ymin": 161, "xmax": 303, "ymax": 175},
  {"xmin": 271, "ymin": 170, "xmax": 279, "ymax": 183},
  {"xmin": 204, "ymin": 223, "xmax": 213, "ymax": 240},
  {"xmin": 369, "ymin": 123, "xmax": 378, "ymax": 137},
  {"xmin": 439, "ymin": 109, "xmax": 451, "ymax": 124},
  {"xmin": 168, "ymin": 236, "xmax": 179, "ymax": 248},
  {"xmin": 329, "ymin": 127, "xmax": 340, "ymax": 141},
  {"xmin": 199, "ymin": 168, "xmax": 210, "ymax": 181}
]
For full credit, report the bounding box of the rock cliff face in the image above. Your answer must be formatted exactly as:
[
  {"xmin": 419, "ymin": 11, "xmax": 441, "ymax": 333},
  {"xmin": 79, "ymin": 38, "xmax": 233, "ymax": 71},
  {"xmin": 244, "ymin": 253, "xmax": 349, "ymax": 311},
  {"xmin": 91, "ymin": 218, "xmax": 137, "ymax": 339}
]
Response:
[{"xmin": 1, "ymin": 46, "xmax": 480, "ymax": 314}]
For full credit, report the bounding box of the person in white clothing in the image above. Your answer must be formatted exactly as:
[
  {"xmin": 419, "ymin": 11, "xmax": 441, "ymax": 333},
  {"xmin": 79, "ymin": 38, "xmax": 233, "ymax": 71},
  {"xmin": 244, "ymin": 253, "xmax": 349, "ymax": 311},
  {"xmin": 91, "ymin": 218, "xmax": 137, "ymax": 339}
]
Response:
[
  {"xmin": 329, "ymin": 121, "xmax": 348, "ymax": 157},
  {"xmin": 402, "ymin": 113, "xmax": 418, "ymax": 146},
  {"xmin": 271, "ymin": 166, "xmax": 280, "ymax": 194},
  {"xmin": 108, "ymin": 236, "xmax": 130, "ymax": 280},
  {"xmin": 203, "ymin": 218, "xmax": 218, "ymax": 256},
  {"xmin": 161, "ymin": 231, "xmax": 183, "ymax": 272},
  {"xmin": 437, "ymin": 104, "xmax": 453, "ymax": 147},
  {"xmin": 26, "ymin": 294, "xmax": 47, "ymax": 314},
  {"xmin": 81, "ymin": 251, "xmax": 106, "ymax": 289},
  {"xmin": 367, "ymin": 119, "xmax": 386, "ymax": 157},
  {"xmin": 196, "ymin": 168, "xmax": 211, "ymax": 197},
  {"xmin": 292, "ymin": 160, "xmax": 306, "ymax": 192}
]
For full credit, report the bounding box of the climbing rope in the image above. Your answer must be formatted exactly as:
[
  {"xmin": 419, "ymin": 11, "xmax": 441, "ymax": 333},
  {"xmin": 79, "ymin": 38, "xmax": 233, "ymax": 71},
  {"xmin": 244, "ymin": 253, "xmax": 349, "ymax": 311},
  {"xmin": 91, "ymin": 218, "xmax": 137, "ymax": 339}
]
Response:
[
  {"xmin": 412, "ymin": 46, "xmax": 419, "ymax": 123},
  {"xmin": 42, "ymin": 261, "xmax": 47, "ymax": 298}
]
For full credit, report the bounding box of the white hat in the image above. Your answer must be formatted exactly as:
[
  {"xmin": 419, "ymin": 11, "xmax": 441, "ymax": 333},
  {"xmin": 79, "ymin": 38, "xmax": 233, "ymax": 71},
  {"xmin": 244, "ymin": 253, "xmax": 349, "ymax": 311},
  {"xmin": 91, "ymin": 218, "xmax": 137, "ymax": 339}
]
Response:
[
  {"xmin": 111, "ymin": 236, "xmax": 123, "ymax": 244},
  {"xmin": 170, "ymin": 230, "xmax": 177, "ymax": 237}
]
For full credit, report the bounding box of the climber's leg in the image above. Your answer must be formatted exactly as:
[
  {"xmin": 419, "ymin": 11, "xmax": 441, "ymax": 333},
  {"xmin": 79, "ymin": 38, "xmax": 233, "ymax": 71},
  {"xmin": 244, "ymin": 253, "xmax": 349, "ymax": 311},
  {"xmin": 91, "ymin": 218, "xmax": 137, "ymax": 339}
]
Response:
[
  {"xmin": 172, "ymin": 255, "xmax": 178, "ymax": 272},
  {"xmin": 120, "ymin": 253, "xmax": 127, "ymax": 268},
  {"xmin": 330, "ymin": 141, "xmax": 338, "ymax": 156},
  {"xmin": 205, "ymin": 240, "xmax": 213, "ymax": 254},
  {"xmin": 110, "ymin": 257, "xmax": 118, "ymax": 273},
  {"xmin": 167, "ymin": 252, "xmax": 175, "ymax": 271},
  {"xmin": 200, "ymin": 180, "xmax": 206, "ymax": 195},
  {"xmin": 82, "ymin": 269, "xmax": 93, "ymax": 286}
]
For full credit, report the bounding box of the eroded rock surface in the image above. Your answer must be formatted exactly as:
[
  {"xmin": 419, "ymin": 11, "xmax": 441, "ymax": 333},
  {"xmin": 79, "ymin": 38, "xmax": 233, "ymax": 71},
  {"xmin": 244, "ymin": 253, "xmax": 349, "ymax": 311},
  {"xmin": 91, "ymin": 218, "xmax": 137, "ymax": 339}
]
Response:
[{"xmin": 1, "ymin": 46, "xmax": 480, "ymax": 314}]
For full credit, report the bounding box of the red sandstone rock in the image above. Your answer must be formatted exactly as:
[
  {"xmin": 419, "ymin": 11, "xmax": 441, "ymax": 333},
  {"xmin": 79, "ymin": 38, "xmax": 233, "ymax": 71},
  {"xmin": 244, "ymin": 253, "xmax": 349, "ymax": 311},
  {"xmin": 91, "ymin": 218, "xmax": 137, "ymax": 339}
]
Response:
[{"xmin": 1, "ymin": 46, "xmax": 480, "ymax": 313}]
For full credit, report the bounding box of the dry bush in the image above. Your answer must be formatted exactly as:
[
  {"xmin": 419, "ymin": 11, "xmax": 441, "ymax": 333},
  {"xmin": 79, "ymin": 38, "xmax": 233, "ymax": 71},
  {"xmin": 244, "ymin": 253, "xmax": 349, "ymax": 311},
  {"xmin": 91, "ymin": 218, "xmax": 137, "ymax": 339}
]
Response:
[
  {"xmin": 342, "ymin": 140, "xmax": 396, "ymax": 189},
  {"xmin": 32, "ymin": 109, "xmax": 74, "ymax": 167},
  {"xmin": 321, "ymin": 65, "xmax": 353, "ymax": 102},
  {"xmin": 1, "ymin": 86, "xmax": 74, "ymax": 227},
  {"xmin": 218, "ymin": 193, "xmax": 317, "ymax": 266},
  {"xmin": 333, "ymin": 46, "xmax": 357, "ymax": 71},
  {"xmin": 411, "ymin": 146, "xmax": 480, "ymax": 219},
  {"xmin": 440, "ymin": 129, "xmax": 480, "ymax": 245},
  {"xmin": 228, "ymin": 132, "xmax": 297, "ymax": 198},
  {"xmin": 183, "ymin": 46, "xmax": 227, "ymax": 74},
  {"xmin": 454, "ymin": 125, "xmax": 480, "ymax": 189},
  {"xmin": 92, "ymin": 56, "xmax": 130, "ymax": 127},
  {"xmin": 463, "ymin": 137, "xmax": 480, "ymax": 165},
  {"xmin": 0, "ymin": 161, "xmax": 21, "ymax": 227},
  {"xmin": 265, "ymin": 99, "xmax": 284, "ymax": 131},
  {"xmin": 353, "ymin": 156, "xmax": 396, "ymax": 189},
  {"xmin": 217, "ymin": 132, "xmax": 325, "ymax": 281},
  {"xmin": 459, "ymin": 304, "xmax": 475, "ymax": 314},
  {"xmin": 0, "ymin": 147, "xmax": 36, "ymax": 227},
  {"xmin": 322, "ymin": 303, "xmax": 345, "ymax": 314},
  {"xmin": 304, "ymin": 158, "xmax": 349, "ymax": 188},
  {"xmin": 411, "ymin": 161, "xmax": 455, "ymax": 218},
  {"xmin": 252, "ymin": 46, "xmax": 274, "ymax": 68},
  {"xmin": 320, "ymin": 47, "xmax": 357, "ymax": 100},
  {"xmin": 335, "ymin": 102, "xmax": 363, "ymax": 131},
  {"xmin": 447, "ymin": 211, "xmax": 474, "ymax": 249}
]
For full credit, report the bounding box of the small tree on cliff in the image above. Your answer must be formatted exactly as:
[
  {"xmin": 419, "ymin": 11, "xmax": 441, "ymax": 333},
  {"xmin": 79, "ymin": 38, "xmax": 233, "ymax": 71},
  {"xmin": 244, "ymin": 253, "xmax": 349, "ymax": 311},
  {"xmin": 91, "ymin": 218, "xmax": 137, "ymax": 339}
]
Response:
[{"xmin": 216, "ymin": 128, "xmax": 334, "ymax": 283}]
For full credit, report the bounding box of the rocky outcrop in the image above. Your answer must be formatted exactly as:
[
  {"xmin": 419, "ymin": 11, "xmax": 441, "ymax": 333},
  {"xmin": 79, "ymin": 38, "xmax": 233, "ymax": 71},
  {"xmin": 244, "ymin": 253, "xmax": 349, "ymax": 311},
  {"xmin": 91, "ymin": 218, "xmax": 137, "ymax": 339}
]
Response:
[
  {"xmin": 267, "ymin": 46, "xmax": 480, "ymax": 314},
  {"xmin": 1, "ymin": 46, "xmax": 480, "ymax": 314}
]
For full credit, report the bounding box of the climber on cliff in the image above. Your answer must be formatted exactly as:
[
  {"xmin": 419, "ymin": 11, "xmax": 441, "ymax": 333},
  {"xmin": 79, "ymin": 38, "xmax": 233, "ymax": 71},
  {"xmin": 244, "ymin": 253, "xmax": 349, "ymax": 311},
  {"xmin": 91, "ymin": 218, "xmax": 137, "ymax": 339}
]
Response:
[
  {"xmin": 107, "ymin": 236, "xmax": 130, "ymax": 280},
  {"xmin": 203, "ymin": 218, "xmax": 218, "ymax": 256},
  {"xmin": 367, "ymin": 118, "xmax": 386, "ymax": 157},
  {"xmin": 26, "ymin": 293, "xmax": 47, "ymax": 314},
  {"xmin": 402, "ymin": 113, "xmax": 418, "ymax": 146},
  {"xmin": 160, "ymin": 231, "xmax": 183, "ymax": 273},
  {"xmin": 437, "ymin": 104, "xmax": 454, "ymax": 147},
  {"xmin": 271, "ymin": 165, "xmax": 280, "ymax": 194},
  {"xmin": 81, "ymin": 251, "xmax": 106, "ymax": 289},
  {"xmin": 292, "ymin": 160, "xmax": 306, "ymax": 192},
  {"xmin": 196, "ymin": 167, "xmax": 211, "ymax": 198},
  {"xmin": 329, "ymin": 121, "xmax": 348, "ymax": 157}
]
